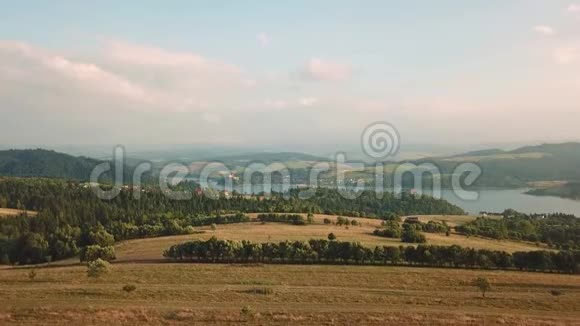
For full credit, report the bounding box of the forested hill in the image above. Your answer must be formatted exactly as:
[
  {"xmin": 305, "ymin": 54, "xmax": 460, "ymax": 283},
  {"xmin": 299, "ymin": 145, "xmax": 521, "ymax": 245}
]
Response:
[
  {"xmin": 0, "ymin": 149, "xmax": 104, "ymax": 180},
  {"xmin": 413, "ymin": 142, "xmax": 580, "ymax": 188}
]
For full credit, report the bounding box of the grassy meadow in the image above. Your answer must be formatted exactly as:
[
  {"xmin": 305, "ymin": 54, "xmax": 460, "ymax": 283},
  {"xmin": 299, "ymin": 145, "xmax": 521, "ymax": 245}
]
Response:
[
  {"xmin": 1, "ymin": 214, "xmax": 576, "ymax": 325},
  {"xmin": 113, "ymin": 214, "xmax": 546, "ymax": 262},
  {"xmin": 1, "ymin": 263, "xmax": 579, "ymax": 325}
]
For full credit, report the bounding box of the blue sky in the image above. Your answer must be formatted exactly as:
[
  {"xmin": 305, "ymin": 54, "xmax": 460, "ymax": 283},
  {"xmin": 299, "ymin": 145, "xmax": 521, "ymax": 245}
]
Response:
[{"xmin": 1, "ymin": 1, "xmax": 579, "ymax": 148}]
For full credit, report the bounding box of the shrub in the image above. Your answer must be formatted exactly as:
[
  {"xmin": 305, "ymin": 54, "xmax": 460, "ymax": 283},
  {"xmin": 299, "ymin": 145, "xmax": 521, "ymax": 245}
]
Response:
[
  {"xmin": 373, "ymin": 220, "xmax": 402, "ymax": 238},
  {"xmin": 401, "ymin": 224, "xmax": 427, "ymax": 243},
  {"xmin": 423, "ymin": 221, "xmax": 450, "ymax": 233},
  {"xmin": 327, "ymin": 233, "xmax": 337, "ymax": 241},
  {"xmin": 122, "ymin": 284, "xmax": 137, "ymax": 293},
  {"xmin": 382, "ymin": 213, "xmax": 401, "ymax": 221},
  {"xmin": 210, "ymin": 223, "xmax": 217, "ymax": 231},
  {"xmin": 241, "ymin": 305, "xmax": 255, "ymax": 318},
  {"xmin": 80, "ymin": 245, "xmax": 116, "ymax": 262},
  {"xmin": 307, "ymin": 213, "xmax": 314, "ymax": 224},
  {"xmin": 245, "ymin": 287, "xmax": 274, "ymax": 295},
  {"xmin": 87, "ymin": 258, "xmax": 111, "ymax": 278},
  {"xmin": 323, "ymin": 218, "xmax": 332, "ymax": 225},
  {"xmin": 28, "ymin": 269, "xmax": 37, "ymax": 281},
  {"xmin": 550, "ymin": 289, "xmax": 563, "ymax": 296}
]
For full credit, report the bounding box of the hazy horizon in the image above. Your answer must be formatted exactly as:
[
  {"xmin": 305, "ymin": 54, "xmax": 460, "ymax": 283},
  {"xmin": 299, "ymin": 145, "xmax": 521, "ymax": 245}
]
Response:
[{"xmin": 2, "ymin": 1, "xmax": 580, "ymax": 147}]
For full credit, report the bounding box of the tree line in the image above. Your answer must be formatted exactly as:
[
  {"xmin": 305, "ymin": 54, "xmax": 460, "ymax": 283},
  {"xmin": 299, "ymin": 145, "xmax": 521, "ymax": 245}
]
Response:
[
  {"xmin": 256, "ymin": 213, "xmax": 310, "ymax": 225},
  {"xmin": 0, "ymin": 177, "xmax": 464, "ymax": 264},
  {"xmin": 164, "ymin": 237, "xmax": 580, "ymax": 274},
  {"xmin": 373, "ymin": 220, "xmax": 450, "ymax": 243}
]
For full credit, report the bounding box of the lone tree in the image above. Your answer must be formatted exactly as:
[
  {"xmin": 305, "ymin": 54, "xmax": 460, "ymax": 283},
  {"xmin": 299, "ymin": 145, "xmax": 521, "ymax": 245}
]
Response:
[
  {"xmin": 473, "ymin": 277, "xmax": 491, "ymax": 297},
  {"xmin": 327, "ymin": 233, "xmax": 337, "ymax": 241}
]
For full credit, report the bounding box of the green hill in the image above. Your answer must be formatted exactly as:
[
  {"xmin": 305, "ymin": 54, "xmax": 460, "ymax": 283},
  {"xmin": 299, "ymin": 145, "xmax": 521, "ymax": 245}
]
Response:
[
  {"xmin": 0, "ymin": 149, "xmax": 104, "ymax": 180},
  {"xmin": 414, "ymin": 142, "xmax": 580, "ymax": 188}
]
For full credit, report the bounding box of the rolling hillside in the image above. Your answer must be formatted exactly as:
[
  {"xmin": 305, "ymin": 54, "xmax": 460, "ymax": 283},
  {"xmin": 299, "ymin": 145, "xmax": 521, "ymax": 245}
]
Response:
[
  {"xmin": 0, "ymin": 149, "xmax": 104, "ymax": 180},
  {"xmin": 413, "ymin": 142, "xmax": 580, "ymax": 188},
  {"xmin": 113, "ymin": 214, "xmax": 545, "ymax": 263}
]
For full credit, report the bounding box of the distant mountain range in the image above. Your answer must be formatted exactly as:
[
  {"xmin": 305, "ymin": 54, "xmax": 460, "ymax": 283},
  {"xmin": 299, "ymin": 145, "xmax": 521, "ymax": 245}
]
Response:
[
  {"xmin": 208, "ymin": 152, "xmax": 329, "ymax": 164},
  {"xmin": 414, "ymin": 142, "xmax": 580, "ymax": 188},
  {"xmin": 1, "ymin": 143, "xmax": 579, "ymax": 188}
]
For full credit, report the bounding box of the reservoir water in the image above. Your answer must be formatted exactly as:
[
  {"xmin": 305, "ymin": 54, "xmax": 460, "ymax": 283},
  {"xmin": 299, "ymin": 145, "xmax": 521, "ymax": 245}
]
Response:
[{"xmin": 439, "ymin": 188, "xmax": 580, "ymax": 216}]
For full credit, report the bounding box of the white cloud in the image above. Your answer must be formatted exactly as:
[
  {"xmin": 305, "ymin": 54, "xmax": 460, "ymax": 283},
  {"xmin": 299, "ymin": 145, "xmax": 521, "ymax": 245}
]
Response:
[
  {"xmin": 298, "ymin": 97, "xmax": 318, "ymax": 107},
  {"xmin": 101, "ymin": 40, "xmax": 256, "ymax": 111},
  {"xmin": 567, "ymin": 4, "xmax": 580, "ymax": 13},
  {"xmin": 302, "ymin": 58, "xmax": 351, "ymax": 81},
  {"xmin": 256, "ymin": 32, "xmax": 270, "ymax": 47},
  {"xmin": 534, "ymin": 25, "xmax": 555, "ymax": 36},
  {"xmin": 105, "ymin": 40, "xmax": 239, "ymax": 73},
  {"xmin": 0, "ymin": 39, "xmax": 263, "ymax": 116},
  {"xmin": 0, "ymin": 41, "xmax": 152, "ymax": 103},
  {"xmin": 553, "ymin": 46, "xmax": 579, "ymax": 64}
]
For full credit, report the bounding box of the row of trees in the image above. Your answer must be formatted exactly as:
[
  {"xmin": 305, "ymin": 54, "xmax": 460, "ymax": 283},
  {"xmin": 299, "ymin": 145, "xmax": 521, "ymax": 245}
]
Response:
[
  {"xmin": 256, "ymin": 213, "xmax": 308, "ymax": 225},
  {"xmin": 373, "ymin": 220, "xmax": 448, "ymax": 243},
  {"xmin": 164, "ymin": 237, "xmax": 580, "ymax": 274}
]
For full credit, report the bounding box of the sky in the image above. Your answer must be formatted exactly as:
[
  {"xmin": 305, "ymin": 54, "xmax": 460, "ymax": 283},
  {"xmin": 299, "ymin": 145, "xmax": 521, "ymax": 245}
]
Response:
[{"xmin": 1, "ymin": 1, "xmax": 580, "ymax": 150}]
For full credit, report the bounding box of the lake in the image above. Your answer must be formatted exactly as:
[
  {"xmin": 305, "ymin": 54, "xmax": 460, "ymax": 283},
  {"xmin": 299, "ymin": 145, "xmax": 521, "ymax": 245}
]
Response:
[{"xmin": 439, "ymin": 188, "xmax": 580, "ymax": 216}]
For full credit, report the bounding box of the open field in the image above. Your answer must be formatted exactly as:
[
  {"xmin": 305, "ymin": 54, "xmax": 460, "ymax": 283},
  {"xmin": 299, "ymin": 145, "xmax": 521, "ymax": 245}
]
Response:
[
  {"xmin": 0, "ymin": 208, "xmax": 37, "ymax": 218},
  {"xmin": 113, "ymin": 214, "xmax": 546, "ymax": 263},
  {"xmin": 0, "ymin": 263, "xmax": 578, "ymax": 325}
]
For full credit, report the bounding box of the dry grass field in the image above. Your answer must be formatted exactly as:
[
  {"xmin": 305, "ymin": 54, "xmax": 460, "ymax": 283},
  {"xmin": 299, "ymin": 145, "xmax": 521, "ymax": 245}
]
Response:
[
  {"xmin": 1, "ymin": 213, "xmax": 572, "ymax": 325},
  {"xmin": 0, "ymin": 263, "xmax": 578, "ymax": 325},
  {"xmin": 113, "ymin": 214, "xmax": 546, "ymax": 262}
]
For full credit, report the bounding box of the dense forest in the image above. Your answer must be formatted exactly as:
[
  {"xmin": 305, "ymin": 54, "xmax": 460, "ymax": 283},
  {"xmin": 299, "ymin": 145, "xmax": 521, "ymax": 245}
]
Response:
[
  {"xmin": 164, "ymin": 237, "xmax": 580, "ymax": 274},
  {"xmin": 0, "ymin": 177, "xmax": 464, "ymax": 264}
]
